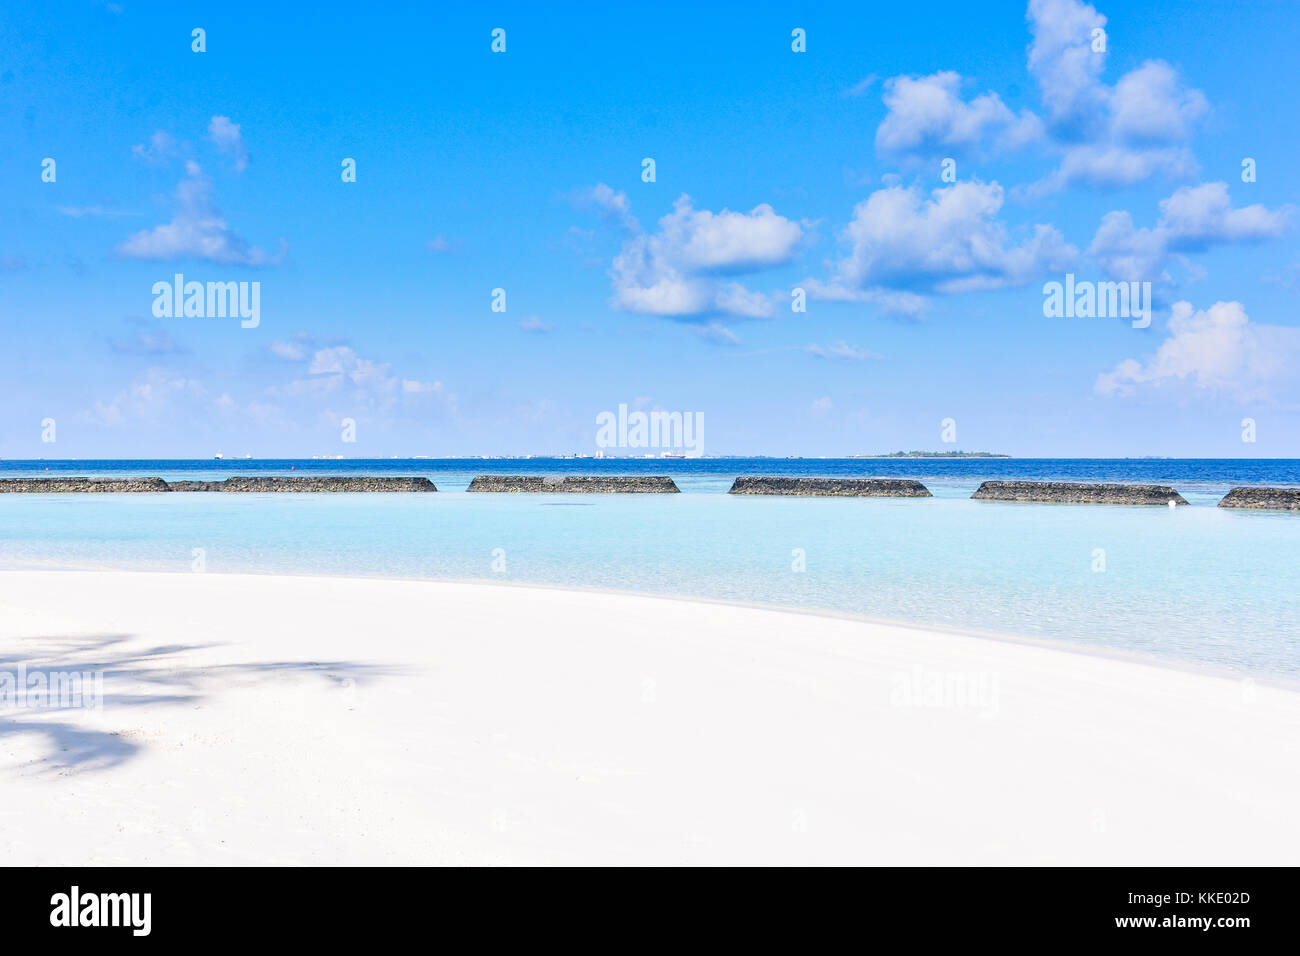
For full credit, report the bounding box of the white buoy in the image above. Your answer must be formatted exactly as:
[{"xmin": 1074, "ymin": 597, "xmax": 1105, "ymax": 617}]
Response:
[{"xmin": 1168, "ymin": 499, "xmax": 1177, "ymax": 509}]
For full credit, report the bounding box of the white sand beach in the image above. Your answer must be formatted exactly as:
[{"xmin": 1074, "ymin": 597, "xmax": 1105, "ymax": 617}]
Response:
[{"xmin": 1, "ymin": 569, "xmax": 1298, "ymax": 866}]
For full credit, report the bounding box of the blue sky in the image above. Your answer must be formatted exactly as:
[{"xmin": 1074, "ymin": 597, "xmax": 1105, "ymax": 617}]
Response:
[{"xmin": 2, "ymin": 0, "xmax": 1298, "ymax": 458}]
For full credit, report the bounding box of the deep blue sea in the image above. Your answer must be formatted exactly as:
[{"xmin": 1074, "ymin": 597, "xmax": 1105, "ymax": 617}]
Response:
[
  {"xmin": 1, "ymin": 459, "xmax": 1297, "ymax": 678},
  {"xmin": 3, "ymin": 456, "xmax": 1299, "ymax": 494}
]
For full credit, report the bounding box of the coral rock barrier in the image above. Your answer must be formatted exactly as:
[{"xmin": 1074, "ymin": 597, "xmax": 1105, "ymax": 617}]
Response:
[
  {"xmin": 727, "ymin": 476, "xmax": 932, "ymax": 497},
  {"xmin": 220, "ymin": 477, "xmax": 438, "ymax": 492},
  {"xmin": 1216, "ymin": 487, "xmax": 1300, "ymax": 512},
  {"xmin": 972, "ymin": 481, "xmax": 1187, "ymax": 505},
  {"xmin": 466, "ymin": 475, "xmax": 680, "ymax": 493},
  {"xmin": 0, "ymin": 477, "xmax": 171, "ymax": 493}
]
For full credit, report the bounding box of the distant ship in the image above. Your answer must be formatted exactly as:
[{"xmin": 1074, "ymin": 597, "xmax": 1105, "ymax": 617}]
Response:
[{"xmin": 214, "ymin": 452, "xmax": 224, "ymax": 459}]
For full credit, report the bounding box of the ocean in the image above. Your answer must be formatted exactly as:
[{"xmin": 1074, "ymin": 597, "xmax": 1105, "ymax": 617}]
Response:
[{"xmin": 1, "ymin": 458, "xmax": 1297, "ymax": 678}]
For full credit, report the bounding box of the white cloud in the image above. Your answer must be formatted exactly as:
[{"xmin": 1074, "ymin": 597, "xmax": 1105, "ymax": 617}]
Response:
[
  {"xmin": 309, "ymin": 345, "xmax": 386, "ymax": 379},
  {"xmin": 1033, "ymin": 144, "xmax": 1198, "ymax": 193},
  {"xmin": 799, "ymin": 280, "xmax": 930, "ymax": 318},
  {"xmin": 694, "ymin": 321, "xmax": 742, "ymax": 345},
  {"xmin": 1157, "ymin": 181, "xmax": 1290, "ymax": 242},
  {"xmin": 844, "ymin": 74, "xmax": 878, "ymax": 97},
  {"xmin": 106, "ymin": 320, "xmax": 186, "ymax": 356},
  {"xmin": 870, "ymin": 1, "xmax": 1211, "ymax": 192},
  {"xmin": 300, "ymin": 346, "xmax": 398, "ymax": 406},
  {"xmin": 208, "ymin": 116, "xmax": 249, "ymax": 172},
  {"xmin": 131, "ymin": 130, "xmax": 177, "ymax": 165},
  {"xmin": 1025, "ymin": 0, "xmax": 1208, "ymax": 191},
  {"xmin": 283, "ymin": 346, "xmax": 450, "ymax": 412},
  {"xmin": 1108, "ymin": 61, "xmax": 1208, "ymax": 145},
  {"xmin": 401, "ymin": 379, "xmax": 443, "ymax": 394},
  {"xmin": 818, "ymin": 181, "xmax": 1076, "ymax": 298},
  {"xmin": 89, "ymin": 345, "xmax": 452, "ymax": 438},
  {"xmin": 517, "ymin": 315, "xmax": 554, "ymax": 333},
  {"xmin": 661, "ymin": 196, "xmax": 803, "ymax": 273},
  {"xmin": 807, "ymin": 341, "xmax": 879, "ymax": 360},
  {"xmin": 91, "ymin": 367, "xmax": 208, "ymax": 426},
  {"xmin": 426, "ymin": 235, "xmax": 462, "ymax": 253},
  {"xmin": 711, "ymin": 281, "xmax": 775, "ymax": 318},
  {"xmin": 607, "ymin": 192, "xmax": 802, "ymax": 319},
  {"xmin": 1026, "ymin": 0, "xmax": 1110, "ymax": 133},
  {"xmin": 1090, "ymin": 182, "xmax": 1292, "ymax": 281},
  {"xmin": 1096, "ymin": 300, "xmax": 1300, "ymax": 401},
  {"xmin": 269, "ymin": 340, "xmax": 307, "ymax": 361},
  {"xmin": 586, "ymin": 184, "xmax": 640, "ymax": 234},
  {"xmin": 875, "ymin": 71, "xmax": 1042, "ymax": 157},
  {"xmin": 88, "ymin": 367, "xmax": 297, "ymax": 435},
  {"xmin": 58, "ymin": 205, "xmax": 130, "ymax": 218},
  {"xmin": 811, "ymin": 396, "xmax": 833, "ymax": 414},
  {"xmin": 117, "ymin": 162, "xmax": 282, "ymax": 266}
]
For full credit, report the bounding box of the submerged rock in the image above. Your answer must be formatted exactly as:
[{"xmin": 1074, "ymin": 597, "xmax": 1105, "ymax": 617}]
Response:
[
  {"xmin": 0, "ymin": 477, "xmax": 171, "ymax": 493},
  {"xmin": 169, "ymin": 481, "xmax": 227, "ymax": 492},
  {"xmin": 466, "ymin": 475, "xmax": 680, "ymax": 493},
  {"xmin": 972, "ymin": 481, "xmax": 1187, "ymax": 505},
  {"xmin": 1217, "ymin": 487, "xmax": 1300, "ymax": 511},
  {"xmin": 221, "ymin": 477, "xmax": 437, "ymax": 492},
  {"xmin": 727, "ymin": 477, "xmax": 932, "ymax": 497}
]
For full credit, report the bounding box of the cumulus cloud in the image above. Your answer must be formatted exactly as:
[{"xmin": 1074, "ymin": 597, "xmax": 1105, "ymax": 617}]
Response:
[
  {"xmin": 208, "ymin": 116, "xmax": 249, "ymax": 172},
  {"xmin": 875, "ymin": 71, "xmax": 1043, "ymax": 158},
  {"xmin": 307, "ymin": 346, "xmax": 398, "ymax": 397},
  {"xmin": 91, "ymin": 367, "xmax": 209, "ymax": 426},
  {"xmin": 606, "ymin": 192, "xmax": 803, "ymax": 319},
  {"xmin": 1038, "ymin": 143, "xmax": 1198, "ymax": 193},
  {"xmin": 1096, "ymin": 300, "xmax": 1300, "ymax": 401},
  {"xmin": 873, "ymin": 1, "xmax": 1210, "ymax": 191},
  {"xmin": 815, "ymin": 181, "xmax": 1076, "ymax": 302},
  {"xmin": 1024, "ymin": 0, "xmax": 1208, "ymax": 191},
  {"xmin": 88, "ymin": 342, "xmax": 453, "ymax": 439},
  {"xmin": 1026, "ymin": 0, "xmax": 1111, "ymax": 133},
  {"xmin": 1108, "ymin": 61, "xmax": 1208, "ymax": 145},
  {"xmin": 88, "ymin": 367, "xmax": 292, "ymax": 435},
  {"xmin": 277, "ymin": 346, "xmax": 446, "ymax": 411},
  {"xmin": 117, "ymin": 161, "xmax": 283, "ymax": 266},
  {"xmin": 1090, "ymin": 182, "xmax": 1292, "ymax": 281}
]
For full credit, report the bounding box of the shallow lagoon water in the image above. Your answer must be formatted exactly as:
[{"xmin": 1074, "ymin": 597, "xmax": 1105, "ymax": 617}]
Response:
[{"xmin": 2, "ymin": 462, "xmax": 1297, "ymax": 679}]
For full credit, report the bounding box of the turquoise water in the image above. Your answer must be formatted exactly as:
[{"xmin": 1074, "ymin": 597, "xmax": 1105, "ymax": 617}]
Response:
[{"xmin": 1, "ymin": 460, "xmax": 1297, "ymax": 678}]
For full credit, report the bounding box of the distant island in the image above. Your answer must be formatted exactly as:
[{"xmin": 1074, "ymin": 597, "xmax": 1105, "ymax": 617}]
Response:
[{"xmin": 852, "ymin": 451, "xmax": 1011, "ymax": 459}]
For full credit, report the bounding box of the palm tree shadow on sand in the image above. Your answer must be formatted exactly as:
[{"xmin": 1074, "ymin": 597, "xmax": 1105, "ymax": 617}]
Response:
[{"xmin": 0, "ymin": 633, "xmax": 398, "ymax": 775}]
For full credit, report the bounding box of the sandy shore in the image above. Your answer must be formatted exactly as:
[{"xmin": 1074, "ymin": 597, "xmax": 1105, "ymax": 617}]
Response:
[{"xmin": 1, "ymin": 570, "xmax": 1298, "ymax": 865}]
